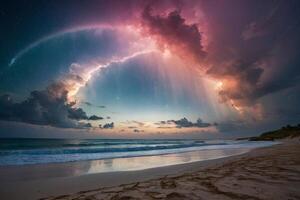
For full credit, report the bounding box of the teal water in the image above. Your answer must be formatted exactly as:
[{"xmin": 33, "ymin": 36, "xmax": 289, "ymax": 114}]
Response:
[{"xmin": 0, "ymin": 138, "xmax": 276, "ymax": 166}]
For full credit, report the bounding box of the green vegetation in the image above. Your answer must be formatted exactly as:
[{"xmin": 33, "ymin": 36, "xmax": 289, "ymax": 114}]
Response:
[{"xmin": 249, "ymin": 124, "xmax": 300, "ymax": 141}]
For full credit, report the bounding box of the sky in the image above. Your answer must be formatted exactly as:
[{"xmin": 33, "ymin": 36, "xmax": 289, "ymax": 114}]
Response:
[{"xmin": 0, "ymin": 0, "xmax": 300, "ymax": 139}]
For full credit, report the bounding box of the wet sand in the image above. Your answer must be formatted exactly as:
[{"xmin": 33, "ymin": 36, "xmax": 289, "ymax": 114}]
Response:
[{"xmin": 0, "ymin": 139, "xmax": 299, "ymax": 200}]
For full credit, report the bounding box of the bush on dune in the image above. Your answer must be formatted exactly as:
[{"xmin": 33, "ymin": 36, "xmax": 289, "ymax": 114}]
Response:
[{"xmin": 249, "ymin": 124, "xmax": 300, "ymax": 141}]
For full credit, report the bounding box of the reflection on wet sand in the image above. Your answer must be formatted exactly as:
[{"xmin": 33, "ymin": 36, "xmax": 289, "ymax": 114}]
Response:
[
  {"xmin": 85, "ymin": 148, "xmax": 250, "ymax": 175},
  {"xmin": 44, "ymin": 141, "xmax": 300, "ymax": 200},
  {"xmin": 0, "ymin": 148, "xmax": 250, "ymax": 182}
]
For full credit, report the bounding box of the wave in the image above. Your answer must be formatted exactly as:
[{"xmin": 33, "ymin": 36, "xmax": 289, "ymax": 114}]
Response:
[
  {"xmin": 0, "ymin": 139, "xmax": 204, "ymax": 150},
  {"xmin": 0, "ymin": 139, "xmax": 277, "ymax": 166},
  {"xmin": 0, "ymin": 143, "xmax": 229, "ymax": 156}
]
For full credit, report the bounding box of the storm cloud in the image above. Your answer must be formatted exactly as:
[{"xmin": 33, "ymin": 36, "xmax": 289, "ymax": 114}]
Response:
[
  {"xmin": 140, "ymin": 1, "xmax": 300, "ymax": 114},
  {"xmin": 202, "ymin": 0, "xmax": 300, "ymax": 108},
  {"xmin": 142, "ymin": 6, "xmax": 206, "ymax": 64},
  {"xmin": 1, "ymin": 0, "xmax": 300, "ymax": 137},
  {"xmin": 101, "ymin": 122, "xmax": 114, "ymax": 129},
  {"xmin": 159, "ymin": 117, "xmax": 213, "ymax": 129},
  {"xmin": 88, "ymin": 115, "xmax": 104, "ymax": 120},
  {"xmin": 0, "ymin": 82, "xmax": 102, "ymax": 128}
]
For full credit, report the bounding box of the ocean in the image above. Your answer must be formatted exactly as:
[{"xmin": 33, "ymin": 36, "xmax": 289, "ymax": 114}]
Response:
[{"xmin": 0, "ymin": 138, "xmax": 276, "ymax": 166}]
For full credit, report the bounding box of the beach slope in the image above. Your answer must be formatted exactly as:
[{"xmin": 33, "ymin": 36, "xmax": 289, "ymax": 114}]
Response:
[{"xmin": 6, "ymin": 139, "xmax": 298, "ymax": 200}]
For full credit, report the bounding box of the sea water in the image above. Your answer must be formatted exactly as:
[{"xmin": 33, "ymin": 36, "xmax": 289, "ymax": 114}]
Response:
[{"xmin": 0, "ymin": 138, "xmax": 276, "ymax": 166}]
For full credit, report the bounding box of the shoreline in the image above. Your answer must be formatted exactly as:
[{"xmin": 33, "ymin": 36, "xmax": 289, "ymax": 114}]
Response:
[
  {"xmin": 0, "ymin": 140, "xmax": 299, "ymax": 200},
  {"xmin": 0, "ymin": 140, "xmax": 276, "ymax": 166},
  {"xmin": 0, "ymin": 149, "xmax": 255, "ymax": 200},
  {"xmin": 0, "ymin": 147, "xmax": 254, "ymax": 181}
]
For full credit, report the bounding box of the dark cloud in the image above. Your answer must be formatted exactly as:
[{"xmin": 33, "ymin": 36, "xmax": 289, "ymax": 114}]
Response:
[
  {"xmin": 154, "ymin": 120, "xmax": 173, "ymax": 126},
  {"xmin": 81, "ymin": 122, "xmax": 92, "ymax": 128},
  {"xmin": 194, "ymin": 118, "xmax": 212, "ymax": 128},
  {"xmin": 141, "ymin": 4, "xmax": 266, "ymax": 107},
  {"xmin": 241, "ymin": 2, "xmax": 281, "ymax": 41},
  {"xmin": 0, "ymin": 82, "xmax": 100, "ymax": 128},
  {"xmin": 140, "ymin": 1, "xmax": 300, "ymax": 110},
  {"xmin": 68, "ymin": 107, "xmax": 88, "ymax": 120},
  {"xmin": 207, "ymin": 60, "xmax": 264, "ymax": 105},
  {"xmin": 158, "ymin": 121, "xmax": 167, "ymax": 125},
  {"xmin": 142, "ymin": 6, "xmax": 206, "ymax": 64},
  {"xmin": 88, "ymin": 115, "xmax": 104, "ymax": 120},
  {"xmin": 202, "ymin": 0, "xmax": 300, "ymax": 107},
  {"xmin": 171, "ymin": 118, "xmax": 193, "ymax": 128},
  {"xmin": 133, "ymin": 129, "xmax": 144, "ymax": 133},
  {"xmin": 81, "ymin": 101, "xmax": 106, "ymax": 108},
  {"xmin": 158, "ymin": 117, "xmax": 213, "ymax": 129},
  {"xmin": 101, "ymin": 122, "xmax": 114, "ymax": 129}
]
